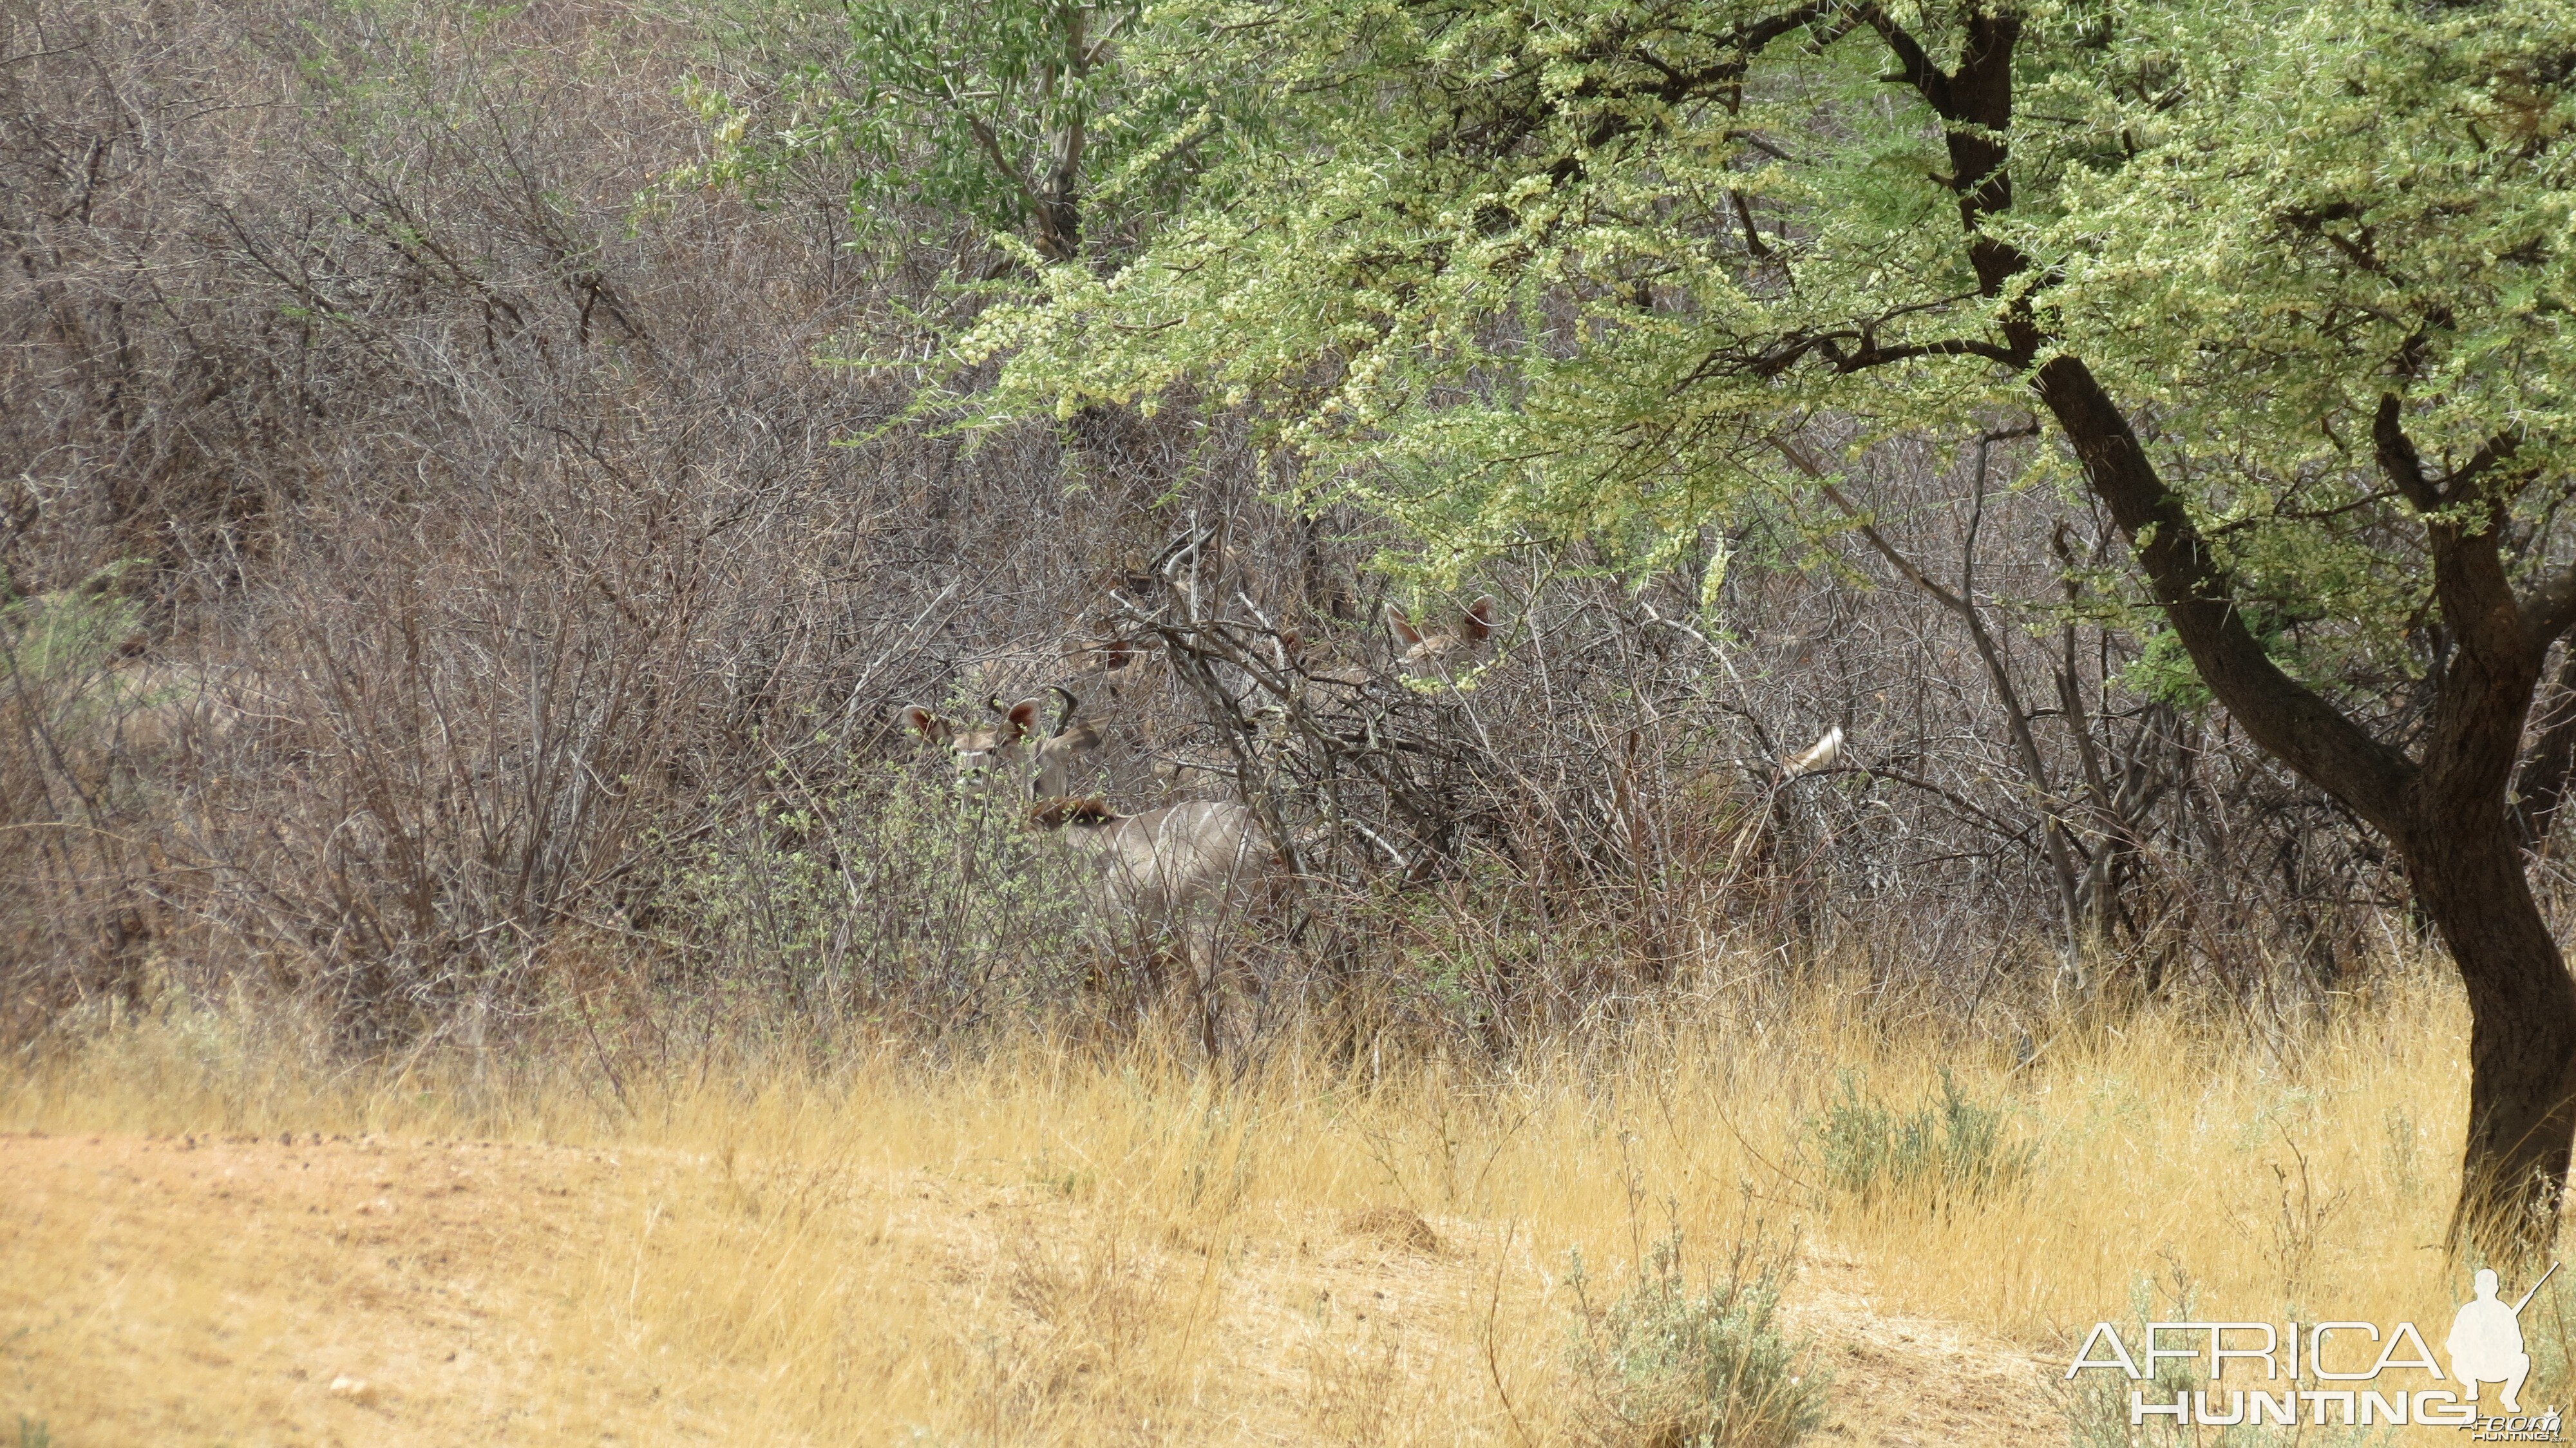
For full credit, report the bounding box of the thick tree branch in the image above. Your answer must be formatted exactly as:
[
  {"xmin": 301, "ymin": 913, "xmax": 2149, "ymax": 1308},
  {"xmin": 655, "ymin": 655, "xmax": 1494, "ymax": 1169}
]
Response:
[
  {"xmin": 1720, "ymin": 329, "xmax": 2015, "ymax": 381},
  {"xmin": 1818, "ymin": 335, "xmax": 2019, "ymax": 370},
  {"xmin": 2451, "ymin": 431, "xmax": 2524, "ymax": 505},
  {"xmin": 2373, "ymin": 394, "xmax": 2445, "ymax": 513},
  {"xmin": 1853, "ymin": 3, "xmax": 1952, "ymax": 116},
  {"xmin": 2034, "ymin": 356, "xmax": 2418, "ymax": 830},
  {"xmin": 2379, "ymin": 395, "xmax": 2539, "ymax": 700},
  {"xmin": 1828, "ymin": 11, "xmax": 2414, "ymax": 828}
]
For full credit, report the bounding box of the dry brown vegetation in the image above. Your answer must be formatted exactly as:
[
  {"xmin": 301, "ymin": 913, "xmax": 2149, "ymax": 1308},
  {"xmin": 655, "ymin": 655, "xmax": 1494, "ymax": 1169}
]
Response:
[
  {"xmin": 1, "ymin": 0, "xmax": 2448, "ymax": 1047},
  {"xmin": 10, "ymin": 0, "xmax": 2576, "ymax": 1443},
  {"xmin": 8, "ymin": 963, "xmax": 2561, "ymax": 1446}
]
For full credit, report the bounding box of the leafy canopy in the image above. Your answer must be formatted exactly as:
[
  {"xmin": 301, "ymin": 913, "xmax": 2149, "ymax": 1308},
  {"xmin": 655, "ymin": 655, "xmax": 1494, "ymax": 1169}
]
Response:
[
  {"xmin": 677, "ymin": 0, "xmax": 1245, "ymax": 260},
  {"xmin": 960, "ymin": 0, "xmax": 2576, "ymax": 689}
]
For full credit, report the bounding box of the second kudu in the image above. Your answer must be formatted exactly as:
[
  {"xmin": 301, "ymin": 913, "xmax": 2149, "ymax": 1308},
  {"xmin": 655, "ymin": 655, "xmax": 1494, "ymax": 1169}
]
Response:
[{"xmin": 899, "ymin": 689, "xmax": 1277, "ymax": 1054}]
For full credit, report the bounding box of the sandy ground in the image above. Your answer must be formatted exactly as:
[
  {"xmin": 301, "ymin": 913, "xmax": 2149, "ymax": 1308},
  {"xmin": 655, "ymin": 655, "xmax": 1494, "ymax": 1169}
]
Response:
[{"xmin": 0, "ymin": 1130, "xmax": 2064, "ymax": 1446}]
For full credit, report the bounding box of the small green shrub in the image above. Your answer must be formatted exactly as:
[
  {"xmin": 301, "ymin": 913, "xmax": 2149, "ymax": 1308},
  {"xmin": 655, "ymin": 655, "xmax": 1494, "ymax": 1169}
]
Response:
[
  {"xmin": 663, "ymin": 763, "xmax": 1101, "ymax": 1024},
  {"xmin": 0, "ymin": 569, "xmax": 141, "ymax": 687},
  {"xmin": 2064, "ymin": 1279, "xmax": 2202, "ymax": 1448},
  {"xmin": 1566, "ymin": 1229, "xmax": 1828, "ymax": 1448},
  {"xmin": 1806, "ymin": 1069, "xmax": 2034, "ymax": 1213}
]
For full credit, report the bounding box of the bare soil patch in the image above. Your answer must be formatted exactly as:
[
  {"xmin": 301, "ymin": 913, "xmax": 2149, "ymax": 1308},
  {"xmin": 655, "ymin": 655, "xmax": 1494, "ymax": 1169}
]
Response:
[{"xmin": 1, "ymin": 1132, "xmax": 2060, "ymax": 1445}]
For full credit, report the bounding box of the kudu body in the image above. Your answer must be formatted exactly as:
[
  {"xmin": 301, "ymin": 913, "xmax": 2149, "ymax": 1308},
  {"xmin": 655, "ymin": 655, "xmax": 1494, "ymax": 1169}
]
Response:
[
  {"xmin": 1028, "ymin": 794, "xmax": 1273, "ymax": 1054},
  {"xmin": 899, "ymin": 691, "xmax": 1275, "ymax": 1053}
]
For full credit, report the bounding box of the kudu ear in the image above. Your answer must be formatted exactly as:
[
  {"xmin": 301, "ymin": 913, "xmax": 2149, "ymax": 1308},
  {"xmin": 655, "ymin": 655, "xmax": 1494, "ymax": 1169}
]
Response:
[
  {"xmin": 1459, "ymin": 595, "xmax": 1497, "ymax": 641},
  {"xmin": 898, "ymin": 705, "xmax": 946, "ymax": 742},
  {"xmin": 1387, "ymin": 605, "xmax": 1424, "ymax": 646},
  {"xmin": 1066, "ymin": 634, "xmax": 1130, "ymax": 673},
  {"xmin": 1003, "ymin": 698, "xmax": 1045, "ymax": 740}
]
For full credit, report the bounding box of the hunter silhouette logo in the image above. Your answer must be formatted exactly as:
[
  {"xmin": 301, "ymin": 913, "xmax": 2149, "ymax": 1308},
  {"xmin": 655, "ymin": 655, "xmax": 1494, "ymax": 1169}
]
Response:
[
  {"xmin": 2452, "ymin": 1264, "xmax": 2555, "ymax": 1415},
  {"xmin": 2064, "ymin": 1262, "xmax": 2564, "ymax": 1435}
]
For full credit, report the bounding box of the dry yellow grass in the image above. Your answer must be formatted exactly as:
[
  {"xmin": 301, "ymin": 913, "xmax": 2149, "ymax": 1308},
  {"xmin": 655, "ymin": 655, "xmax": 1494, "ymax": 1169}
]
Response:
[{"xmin": 1, "ymin": 960, "xmax": 2563, "ymax": 1445}]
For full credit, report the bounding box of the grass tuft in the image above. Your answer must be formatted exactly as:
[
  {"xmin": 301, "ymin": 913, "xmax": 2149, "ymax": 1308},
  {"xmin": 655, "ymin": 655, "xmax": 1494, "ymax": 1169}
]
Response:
[{"xmin": 1806, "ymin": 1067, "xmax": 2034, "ymax": 1214}]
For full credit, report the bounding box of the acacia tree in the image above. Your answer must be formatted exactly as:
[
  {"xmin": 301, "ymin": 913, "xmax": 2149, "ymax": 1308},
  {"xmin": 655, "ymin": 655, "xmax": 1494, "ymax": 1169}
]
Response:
[
  {"xmin": 963, "ymin": 0, "xmax": 2576, "ymax": 1253},
  {"xmin": 681, "ymin": 0, "xmax": 1231, "ymax": 262}
]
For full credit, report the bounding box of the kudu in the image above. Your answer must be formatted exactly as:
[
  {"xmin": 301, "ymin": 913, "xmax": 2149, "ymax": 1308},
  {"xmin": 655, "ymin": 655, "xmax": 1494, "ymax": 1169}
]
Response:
[
  {"xmin": 898, "ymin": 689, "xmax": 1276, "ymax": 1054},
  {"xmin": 1389, "ymin": 595, "xmax": 1498, "ymax": 679},
  {"xmin": 898, "ymin": 689, "xmax": 1101, "ymax": 798}
]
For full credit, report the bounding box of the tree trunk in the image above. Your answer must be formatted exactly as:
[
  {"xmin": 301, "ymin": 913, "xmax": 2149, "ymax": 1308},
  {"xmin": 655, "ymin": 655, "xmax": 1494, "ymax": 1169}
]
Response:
[
  {"xmin": 1848, "ymin": 0, "xmax": 2576, "ymax": 1260},
  {"xmin": 2400, "ymin": 797, "xmax": 2576, "ymax": 1253},
  {"xmin": 2029, "ymin": 354, "xmax": 2576, "ymax": 1259}
]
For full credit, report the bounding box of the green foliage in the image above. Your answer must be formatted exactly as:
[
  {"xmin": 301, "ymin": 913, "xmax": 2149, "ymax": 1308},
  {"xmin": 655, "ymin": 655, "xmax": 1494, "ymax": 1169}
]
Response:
[
  {"xmin": 667, "ymin": 765, "xmax": 1100, "ymax": 1020},
  {"xmin": 2121, "ymin": 605, "xmax": 2317, "ymax": 716},
  {"xmin": 958, "ymin": 0, "xmax": 2576, "ymax": 691},
  {"xmin": 0, "ymin": 569, "xmax": 176, "ymax": 789},
  {"xmin": 676, "ymin": 0, "xmax": 1243, "ymax": 262},
  {"xmin": 0, "ymin": 573, "xmax": 140, "ymax": 687},
  {"xmin": 2119, "ymin": 628, "xmax": 2215, "ymax": 715},
  {"xmin": 1805, "ymin": 1069, "xmax": 2034, "ymax": 1214},
  {"xmin": 1566, "ymin": 1228, "xmax": 1828, "ymax": 1448}
]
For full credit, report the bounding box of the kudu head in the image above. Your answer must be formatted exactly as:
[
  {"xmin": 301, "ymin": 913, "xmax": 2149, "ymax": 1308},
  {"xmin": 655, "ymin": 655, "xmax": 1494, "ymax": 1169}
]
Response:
[
  {"xmin": 900, "ymin": 687, "xmax": 1103, "ymax": 798},
  {"xmin": 1390, "ymin": 595, "xmax": 1499, "ymax": 678}
]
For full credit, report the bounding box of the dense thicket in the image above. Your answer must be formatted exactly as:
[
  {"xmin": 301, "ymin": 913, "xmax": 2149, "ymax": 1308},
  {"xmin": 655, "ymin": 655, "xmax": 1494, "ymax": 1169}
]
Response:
[{"xmin": 0, "ymin": 0, "xmax": 2506, "ymax": 1093}]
